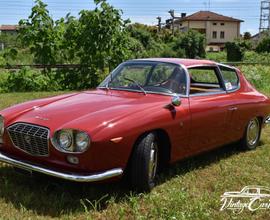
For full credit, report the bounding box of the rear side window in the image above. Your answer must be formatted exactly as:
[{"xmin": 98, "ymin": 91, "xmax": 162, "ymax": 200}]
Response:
[
  {"xmin": 188, "ymin": 67, "xmax": 224, "ymax": 95},
  {"xmin": 219, "ymin": 65, "xmax": 239, "ymax": 91},
  {"xmin": 189, "ymin": 68, "xmax": 219, "ymax": 84}
]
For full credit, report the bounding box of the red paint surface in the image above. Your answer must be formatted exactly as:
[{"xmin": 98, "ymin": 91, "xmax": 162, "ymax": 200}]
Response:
[{"xmin": 0, "ymin": 59, "xmax": 269, "ymax": 180}]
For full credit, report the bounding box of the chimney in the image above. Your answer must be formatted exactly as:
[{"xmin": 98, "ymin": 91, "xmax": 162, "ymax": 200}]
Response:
[{"xmin": 181, "ymin": 13, "xmax": 186, "ymax": 18}]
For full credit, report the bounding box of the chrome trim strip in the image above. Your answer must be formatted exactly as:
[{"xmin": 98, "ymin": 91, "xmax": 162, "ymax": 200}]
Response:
[
  {"xmin": 178, "ymin": 64, "xmax": 190, "ymax": 97},
  {"xmin": 186, "ymin": 63, "xmax": 217, "ymax": 69},
  {"xmin": 0, "ymin": 152, "xmax": 123, "ymax": 182},
  {"xmin": 189, "ymin": 91, "xmax": 227, "ymax": 97},
  {"xmin": 219, "ymin": 63, "xmax": 238, "ymax": 71},
  {"xmin": 97, "ymin": 87, "xmax": 188, "ymax": 98}
]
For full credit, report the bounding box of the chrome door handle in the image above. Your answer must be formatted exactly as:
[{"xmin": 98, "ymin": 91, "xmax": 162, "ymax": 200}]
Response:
[{"xmin": 228, "ymin": 107, "xmax": 238, "ymax": 111}]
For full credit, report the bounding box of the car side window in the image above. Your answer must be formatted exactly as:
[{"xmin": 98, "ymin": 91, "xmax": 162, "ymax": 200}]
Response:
[
  {"xmin": 260, "ymin": 189, "xmax": 270, "ymax": 194},
  {"xmin": 188, "ymin": 66, "xmax": 224, "ymax": 95},
  {"xmin": 219, "ymin": 65, "xmax": 239, "ymax": 91},
  {"xmin": 248, "ymin": 188, "xmax": 259, "ymax": 194}
]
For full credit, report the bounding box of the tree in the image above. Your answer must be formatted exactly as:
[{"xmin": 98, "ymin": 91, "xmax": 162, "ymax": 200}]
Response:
[
  {"xmin": 60, "ymin": 14, "xmax": 80, "ymax": 63},
  {"xmin": 74, "ymin": 0, "xmax": 131, "ymax": 88},
  {"xmin": 18, "ymin": 0, "xmax": 63, "ymax": 65},
  {"xmin": 173, "ymin": 30, "xmax": 206, "ymax": 58},
  {"xmin": 243, "ymin": 32, "xmax": 252, "ymax": 40},
  {"xmin": 256, "ymin": 36, "xmax": 270, "ymax": 53}
]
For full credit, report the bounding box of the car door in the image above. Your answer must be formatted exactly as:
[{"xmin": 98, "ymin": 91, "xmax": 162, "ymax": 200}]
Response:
[
  {"xmin": 218, "ymin": 64, "xmax": 242, "ymax": 142},
  {"xmin": 188, "ymin": 65, "xmax": 234, "ymax": 154}
]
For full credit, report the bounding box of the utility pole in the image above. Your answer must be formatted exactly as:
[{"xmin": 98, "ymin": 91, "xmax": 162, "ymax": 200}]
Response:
[
  {"xmin": 169, "ymin": 9, "xmax": 175, "ymax": 35},
  {"xmin": 156, "ymin": 16, "xmax": 162, "ymax": 32},
  {"xmin": 259, "ymin": 0, "xmax": 270, "ymax": 34}
]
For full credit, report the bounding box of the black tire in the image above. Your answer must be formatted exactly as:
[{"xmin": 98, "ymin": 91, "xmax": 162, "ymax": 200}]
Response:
[
  {"xmin": 240, "ymin": 117, "xmax": 261, "ymax": 150},
  {"xmin": 129, "ymin": 132, "xmax": 159, "ymax": 192}
]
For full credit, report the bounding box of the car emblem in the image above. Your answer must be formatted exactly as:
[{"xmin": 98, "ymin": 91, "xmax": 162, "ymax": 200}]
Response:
[
  {"xmin": 24, "ymin": 135, "xmax": 31, "ymax": 145},
  {"xmin": 35, "ymin": 116, "xmax": 49, "ymax": 121}
]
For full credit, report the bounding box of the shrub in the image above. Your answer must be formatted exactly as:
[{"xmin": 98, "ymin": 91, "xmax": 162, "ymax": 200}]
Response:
[
  {"xmin": 244, "ymin": 51, "xmax": 270, "ymax": 63},
  {"xmin": 206, "ymin": 51, "xmax": 226, "ymax": 62},
  {"xmin": 3, "ymin": 68, "xmax": 59, "ymax": 92},
  {"xmin": 256, "ymin": 36, "xmax": 270, "ymax": 53},
  {"xmin": 225, "ymin": 42, "xmax": 244, "ymax": 61},
  {"xmin": 239, "ymin": 64, "xmax": 270, "ymax": 93}
]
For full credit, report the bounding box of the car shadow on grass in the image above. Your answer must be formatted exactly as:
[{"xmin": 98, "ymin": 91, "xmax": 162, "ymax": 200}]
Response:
[{"xmin": 0, "ymin": 142, "xmax": 260, "ymax": 218}]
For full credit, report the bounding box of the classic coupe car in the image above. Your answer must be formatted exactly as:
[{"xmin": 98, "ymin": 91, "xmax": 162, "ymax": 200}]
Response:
[{"xmin": 0, "ymin": 58, "xmax": 269, "ymax": 191}]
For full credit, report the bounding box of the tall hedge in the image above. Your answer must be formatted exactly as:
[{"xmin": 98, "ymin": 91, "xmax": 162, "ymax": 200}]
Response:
[{"xmin": 225, "ymin": 42, "xmax": 244, "ymax": 62}]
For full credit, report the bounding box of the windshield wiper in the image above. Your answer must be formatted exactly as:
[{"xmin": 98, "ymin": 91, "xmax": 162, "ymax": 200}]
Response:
[{"xmin": 124, "ymin": 77, "xmax": 147, "ymax": 95}]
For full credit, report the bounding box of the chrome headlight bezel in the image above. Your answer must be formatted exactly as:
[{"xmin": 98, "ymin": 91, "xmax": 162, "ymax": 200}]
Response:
[
  {"xmin": 51, "ymin": 129, "xmax": 91, "ymax": 153},
  {"xmin": 58, "ymin": 130, "xmax": 73, "ymax": 151},
  {"xmin": 75, "ymin": 131, "xmax": 90, "ymax": 152}
]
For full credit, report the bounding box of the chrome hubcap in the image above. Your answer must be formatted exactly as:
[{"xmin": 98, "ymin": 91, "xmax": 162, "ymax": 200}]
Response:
[
  {"xmin": 148, "ymin": 142, "xmax": 158, "ymax": 181},
  {"xmin": 247, "ymin": 118, "xmax": 260, "ymax": 146}
]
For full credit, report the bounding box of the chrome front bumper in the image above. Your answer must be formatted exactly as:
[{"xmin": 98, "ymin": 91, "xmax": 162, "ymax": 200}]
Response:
[{"xmin": 0, "ymin": 152, "xmax": 123, "ymax": 182}]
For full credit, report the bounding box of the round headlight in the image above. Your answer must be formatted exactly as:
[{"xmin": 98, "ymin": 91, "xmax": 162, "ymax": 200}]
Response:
[
  {"xmin": 75, "ymin": 132, "xmax": 90, "ymax": 152},
  {"xmin": 0, "ymin": 115, "xmax": 4, "ymax": 136},
  {"xmin": 58, "ymin": 130, "xmax": 72, "ymax": 151}
]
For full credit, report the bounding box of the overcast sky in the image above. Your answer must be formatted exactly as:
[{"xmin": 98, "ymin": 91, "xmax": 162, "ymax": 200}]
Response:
[{"xmin": 0, "ymin": 0, "xmax": 261, "ymax": 35}]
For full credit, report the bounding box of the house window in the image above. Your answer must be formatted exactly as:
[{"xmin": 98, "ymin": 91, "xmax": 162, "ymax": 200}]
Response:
[
  {"xmin": 213, "ymin": 22, "xmax": 217, "ymax": 25},
  {"xmin": 220, "ymin": 31, "xmax": 225, "ymax": 39},
  {"xmin": 212, "ymin": 31, "xmax": 217, "ymax": 39},
  {"xmin": 221, "ymin": 23, "xmax": 225, "ymax": 26}
]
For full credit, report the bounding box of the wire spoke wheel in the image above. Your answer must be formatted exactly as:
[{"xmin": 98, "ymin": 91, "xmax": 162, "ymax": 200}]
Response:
[
  {"xmin": 246, "ymin": 118, "xmax": 260, "ymax": 146},
  {"xmin": 148, "ymin": 142, "xmax": 158, "ymax": 182}
]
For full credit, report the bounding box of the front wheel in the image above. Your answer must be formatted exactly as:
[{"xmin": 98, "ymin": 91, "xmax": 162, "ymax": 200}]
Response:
[
  {"xmin": 240, "ymin": 117, "xmax": 261, "ymax": 150},
  {"xmin": 129, "ymin": 132, "xmax": 159, "ymax": 192}
]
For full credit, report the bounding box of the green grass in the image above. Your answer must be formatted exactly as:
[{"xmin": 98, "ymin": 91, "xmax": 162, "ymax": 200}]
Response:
[{"xmin": 0, "ymin": 91, "xmax": 270, "ymax": 219}]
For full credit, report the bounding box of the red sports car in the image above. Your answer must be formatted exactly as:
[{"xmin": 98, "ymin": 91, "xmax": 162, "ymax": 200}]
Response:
[{"xmin": 0, "ymin": 58, "xmax": 269, "ymax": 191}]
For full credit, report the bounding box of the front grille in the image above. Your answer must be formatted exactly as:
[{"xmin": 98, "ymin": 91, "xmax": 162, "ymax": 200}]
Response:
[{"xmin": 7, "ymin": 123, "xmax": 49, "ymax": 156}]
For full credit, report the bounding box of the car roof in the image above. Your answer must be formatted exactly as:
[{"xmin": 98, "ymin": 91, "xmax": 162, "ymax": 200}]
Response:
[{"xmin": 132, "ymin": 58, "xmax": 217, "ymax": 68}]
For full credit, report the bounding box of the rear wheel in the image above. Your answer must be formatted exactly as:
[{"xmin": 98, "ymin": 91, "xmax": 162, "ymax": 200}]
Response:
[
  {"xmin": 240, "ymin": 117, "xmax": 261, "ymax": 150},
  {"xmin": 129, "ymin": 132, "xmax": 159, "ymax": 192}
]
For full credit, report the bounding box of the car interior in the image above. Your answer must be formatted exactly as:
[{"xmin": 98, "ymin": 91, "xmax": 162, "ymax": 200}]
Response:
[{"xmin": 188, "ymin": 66, "xmax": 224, "ymax": 95}]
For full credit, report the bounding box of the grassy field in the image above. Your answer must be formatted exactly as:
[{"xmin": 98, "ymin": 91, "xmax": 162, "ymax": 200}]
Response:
[{"xmin": 0, "ymin": 91, "xmax": 270, "ymax": 219}]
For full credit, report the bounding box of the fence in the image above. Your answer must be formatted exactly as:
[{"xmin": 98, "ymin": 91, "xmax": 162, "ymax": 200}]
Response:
[
  {"xmin": 0, "ymin": 62, "xmax": 269, "ymax": 71},
  {"xmin": 0, "ymin": 64, "xmax": 83, "ymax": 70}
]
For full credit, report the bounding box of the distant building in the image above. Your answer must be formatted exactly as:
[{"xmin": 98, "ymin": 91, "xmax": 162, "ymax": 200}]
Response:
[
  {"xmin": 0, "ymin": 25, "xmax": 18, "ymax": 50},
  {"xmin": 0, "ymin": 25, "xmax": 18, "ymax": 35},
  {"xmin": 251, "ymin": 31, "xmax": 270, "ymax": 45},
  {"xmin": 170, "ymin": 11, "xmax": 244, "ymax": 52}
]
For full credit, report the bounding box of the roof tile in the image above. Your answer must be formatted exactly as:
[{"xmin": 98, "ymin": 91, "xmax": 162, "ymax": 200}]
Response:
[{"xmin": 176, "ymin": 11, "xmax": 243, "ymax": 23}]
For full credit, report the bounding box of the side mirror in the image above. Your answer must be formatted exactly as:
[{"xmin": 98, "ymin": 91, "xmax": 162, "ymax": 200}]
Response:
[{"xmin": 171, "ymin": 96, "xmax": 181, "ymax": 107}]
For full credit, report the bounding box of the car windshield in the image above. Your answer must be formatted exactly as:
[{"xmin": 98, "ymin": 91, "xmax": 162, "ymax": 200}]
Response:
[{"xmin": 98, "ymin": 62, "xmax": 187, "ymax": 95}]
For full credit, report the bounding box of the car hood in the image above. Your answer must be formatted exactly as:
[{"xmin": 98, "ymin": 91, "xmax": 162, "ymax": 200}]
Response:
[{"xmin": 7, "ymin": 90, "xmax": 168, "ymax": 135}]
